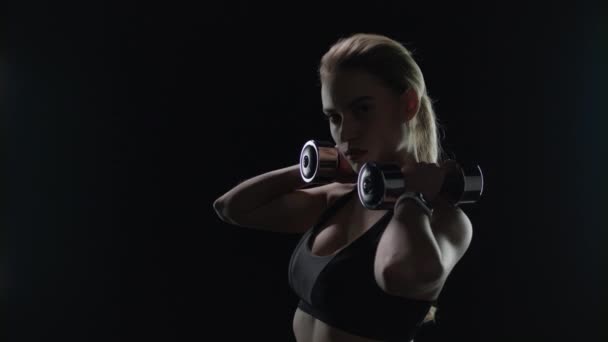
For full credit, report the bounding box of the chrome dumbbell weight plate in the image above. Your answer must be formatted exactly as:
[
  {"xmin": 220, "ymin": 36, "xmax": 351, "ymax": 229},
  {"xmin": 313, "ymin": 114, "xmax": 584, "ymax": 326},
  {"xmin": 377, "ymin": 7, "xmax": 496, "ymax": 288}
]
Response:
[
  {"xmin": 299, "ymin": 140, "xmax": 340, "ymax": 184},
  {"xmin": 357, "ymin": 160, "xmax": 485, "ymax": 210},
  {"xmin": 439, "ymin": 160, "xmax": 484, "ymax": 205},
  {"xmin": 357, "ymin": 162, "xmax": 407, "ymax": 210}
]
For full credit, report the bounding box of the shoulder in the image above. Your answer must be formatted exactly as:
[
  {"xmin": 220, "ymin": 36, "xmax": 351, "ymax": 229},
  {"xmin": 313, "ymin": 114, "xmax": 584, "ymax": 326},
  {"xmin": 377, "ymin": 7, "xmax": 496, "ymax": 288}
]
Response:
[{"xmin": 431, "ymin": 203, "xmax": 472, "ymax": 235}]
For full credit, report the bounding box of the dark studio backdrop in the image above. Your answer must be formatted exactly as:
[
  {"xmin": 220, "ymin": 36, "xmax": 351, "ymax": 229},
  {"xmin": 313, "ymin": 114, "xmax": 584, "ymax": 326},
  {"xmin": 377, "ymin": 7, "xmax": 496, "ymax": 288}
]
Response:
[{"xmin": 7, "ymin": 1, "xmax": 607, "ymax": 341}]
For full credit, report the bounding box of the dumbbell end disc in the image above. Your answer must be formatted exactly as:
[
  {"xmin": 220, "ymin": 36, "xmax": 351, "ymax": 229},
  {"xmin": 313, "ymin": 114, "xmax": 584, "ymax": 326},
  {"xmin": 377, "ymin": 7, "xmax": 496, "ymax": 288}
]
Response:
[
  {"xmin": 460, "ymin": 164, "xmax": 484, "ymax": 203},
  {"xmin": 357, "ymin": 162, "xmax": 385, "ymax": 210},
  {"xmin": 299, "ymin": 140, "xmax": 318, "ymax": 183},
  {"xmin": 299, "ymin": 140, "xmax": 339, "ymax": 184}
]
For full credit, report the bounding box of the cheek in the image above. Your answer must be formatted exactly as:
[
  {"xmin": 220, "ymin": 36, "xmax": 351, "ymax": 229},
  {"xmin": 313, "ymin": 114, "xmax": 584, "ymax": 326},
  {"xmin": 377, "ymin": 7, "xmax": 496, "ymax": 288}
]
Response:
[
  {"xmin": 330, "ymin": 125, "xmax": 338, "ymax": 135},
  {"xmin": 374, "ymin": 124, "xmax": 402, "ymax": 149},
  {"xmin": 370, "ymin": 119, "xmax": 396, "ymax": 138},
  {"xmin": 330, "ymin": 127, "xmax": 339, "ymax": 141}
]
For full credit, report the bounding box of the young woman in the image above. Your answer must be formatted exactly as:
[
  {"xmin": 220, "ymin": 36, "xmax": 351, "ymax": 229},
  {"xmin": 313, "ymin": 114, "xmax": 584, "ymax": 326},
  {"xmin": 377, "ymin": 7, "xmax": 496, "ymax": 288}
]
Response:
[{"xmin": 214, "ymin": 33, "xmax": 473, "ymax": 342}]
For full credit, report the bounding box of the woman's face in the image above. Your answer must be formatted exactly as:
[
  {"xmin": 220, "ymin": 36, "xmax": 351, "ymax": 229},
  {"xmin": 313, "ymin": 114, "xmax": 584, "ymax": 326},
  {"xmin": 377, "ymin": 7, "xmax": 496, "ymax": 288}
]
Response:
[{"xmin": 321, "ymin": 69, "xmax": 415, "ymax": 172}]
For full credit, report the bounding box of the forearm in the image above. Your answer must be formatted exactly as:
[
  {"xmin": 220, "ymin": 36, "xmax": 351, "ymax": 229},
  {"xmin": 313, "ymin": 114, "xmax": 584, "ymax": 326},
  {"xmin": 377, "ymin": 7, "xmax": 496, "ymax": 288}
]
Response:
[
  {"xmin": 377, "ymin": 196, "xmax": 443, "ymax": 280},
  {"xmin": 429, "ymin": 196, "xmax": 463, "ymax": 233},
  {"xmin": 214, "ymin": 164, "xmax": 306, "ymax": 217}
]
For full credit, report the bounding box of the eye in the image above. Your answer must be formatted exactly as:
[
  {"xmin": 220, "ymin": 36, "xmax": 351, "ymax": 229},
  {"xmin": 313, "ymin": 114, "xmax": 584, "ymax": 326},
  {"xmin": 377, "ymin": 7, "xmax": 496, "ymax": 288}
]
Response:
[
  {"xmin": 323, "ymin": 114, "xmax": 341, "ymax": 124},
  {"xmin": 355, "ymin": 103, "xmax": 372, "ymax": 114}
]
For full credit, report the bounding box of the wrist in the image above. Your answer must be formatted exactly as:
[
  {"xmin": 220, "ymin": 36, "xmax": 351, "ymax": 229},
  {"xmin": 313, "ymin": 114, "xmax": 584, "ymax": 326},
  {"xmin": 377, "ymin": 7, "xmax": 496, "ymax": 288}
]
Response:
[{"xmin": 395, "ymin": 192, "xmax": 433, "ymax": 218}]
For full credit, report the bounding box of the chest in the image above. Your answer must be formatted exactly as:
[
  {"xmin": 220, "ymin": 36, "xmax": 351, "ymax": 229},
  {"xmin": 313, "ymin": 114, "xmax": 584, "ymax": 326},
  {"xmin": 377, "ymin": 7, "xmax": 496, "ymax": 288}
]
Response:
[{"xmin": 308, "ymin": 197, "xmax": 390, "ymax": 257}]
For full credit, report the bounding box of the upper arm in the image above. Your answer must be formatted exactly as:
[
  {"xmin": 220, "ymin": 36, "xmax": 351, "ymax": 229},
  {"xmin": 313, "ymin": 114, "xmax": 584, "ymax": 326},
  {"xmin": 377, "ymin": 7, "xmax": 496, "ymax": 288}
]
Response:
[
  {"xmin": 430, "ymin": 206, "xmax": 473, "ymax": 273},
  {"xmin": 374, "ymin": 204, "xmax": 473, "ymax": 298},
  {"xmin": 225, "ymin": 183, "xmax": 338, "ymax": 234}
]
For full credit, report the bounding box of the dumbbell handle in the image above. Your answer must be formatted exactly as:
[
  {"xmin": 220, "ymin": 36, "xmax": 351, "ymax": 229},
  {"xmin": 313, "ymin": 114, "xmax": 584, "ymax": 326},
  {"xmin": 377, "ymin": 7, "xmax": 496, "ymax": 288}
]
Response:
[
  {"xmin": 299, "ymin": 140, "xmax": 357, "ymax": 184},
  {"xmin": 436, "ymin": 160, "xmax": 484, "ymax": 205},
  {"xmin": 357, "ymin": 160, "xmax": 484, "ymax": 210}
]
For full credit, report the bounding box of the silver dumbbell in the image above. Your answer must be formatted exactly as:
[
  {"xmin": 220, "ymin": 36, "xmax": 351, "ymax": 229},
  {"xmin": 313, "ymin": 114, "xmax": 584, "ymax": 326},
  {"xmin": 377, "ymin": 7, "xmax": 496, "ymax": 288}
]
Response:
[
  {"xmin": 357, "ymin": 160, "xmax": 484, "ymax": 210},
  {"xmin": 299, "ymin": 139, "xmax": 357, "ymax": 184}
]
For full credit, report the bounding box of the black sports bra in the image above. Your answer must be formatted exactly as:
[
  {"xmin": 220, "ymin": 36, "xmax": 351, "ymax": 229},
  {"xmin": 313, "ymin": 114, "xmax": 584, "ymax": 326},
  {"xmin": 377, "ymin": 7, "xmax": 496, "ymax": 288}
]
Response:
[{"xmin": 288, "ymin": 187, "xmax": 437, "ymax": 341}]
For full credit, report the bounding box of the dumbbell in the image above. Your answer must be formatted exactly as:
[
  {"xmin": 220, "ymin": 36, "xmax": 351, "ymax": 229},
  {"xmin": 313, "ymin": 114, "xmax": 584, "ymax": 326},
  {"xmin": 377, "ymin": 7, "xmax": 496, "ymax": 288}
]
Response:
[
  {"xmin": 357, "ymin": 160, "xmax": 484, "ymax": 210},
  {"xmin": 299, "ymin": 140, "xmax": 357, "ymax": 184}
]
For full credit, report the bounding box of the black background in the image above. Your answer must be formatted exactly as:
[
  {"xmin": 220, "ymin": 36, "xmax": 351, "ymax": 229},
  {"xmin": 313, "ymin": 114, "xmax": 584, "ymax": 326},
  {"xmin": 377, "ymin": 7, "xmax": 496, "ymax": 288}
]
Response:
[{"xmin": 7, "ymin": 1, "xmax": 607, "ymax": 341}]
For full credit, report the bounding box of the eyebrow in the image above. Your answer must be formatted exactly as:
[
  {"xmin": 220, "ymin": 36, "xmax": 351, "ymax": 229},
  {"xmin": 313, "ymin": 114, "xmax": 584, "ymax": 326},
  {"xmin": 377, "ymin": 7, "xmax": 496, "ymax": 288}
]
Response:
[{"xmin": 323, "ymin": 96, "xmax": 374, "ymax": 114}]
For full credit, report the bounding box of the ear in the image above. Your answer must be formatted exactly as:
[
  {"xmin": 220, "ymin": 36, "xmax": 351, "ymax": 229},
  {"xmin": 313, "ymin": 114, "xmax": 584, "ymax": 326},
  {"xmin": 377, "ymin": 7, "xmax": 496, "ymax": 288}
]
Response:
[{"xmin": 400, "ymin": 88, "xmax": 420, "ymax": 122}]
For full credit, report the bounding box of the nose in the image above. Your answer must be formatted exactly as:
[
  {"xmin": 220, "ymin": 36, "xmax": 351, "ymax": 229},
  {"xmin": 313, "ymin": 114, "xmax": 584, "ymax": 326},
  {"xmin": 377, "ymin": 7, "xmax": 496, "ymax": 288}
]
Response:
[{"xmin": 338, "ymin": 114, "xmax": 363, "ymax": 143}]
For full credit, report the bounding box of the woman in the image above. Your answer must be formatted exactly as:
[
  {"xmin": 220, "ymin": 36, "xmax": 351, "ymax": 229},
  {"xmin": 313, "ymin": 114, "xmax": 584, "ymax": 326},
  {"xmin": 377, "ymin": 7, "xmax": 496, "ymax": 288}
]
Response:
[{"xmin": 214, "ymin": 33, "xmax": 473, "ymax": 342}]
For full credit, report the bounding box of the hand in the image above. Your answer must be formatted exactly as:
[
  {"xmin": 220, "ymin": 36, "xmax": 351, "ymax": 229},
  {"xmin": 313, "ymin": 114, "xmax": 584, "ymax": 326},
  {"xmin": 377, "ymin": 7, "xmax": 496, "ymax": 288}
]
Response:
[{"xmin": 400, "ymin": 162, "xmax": 447, "ymax": 203}]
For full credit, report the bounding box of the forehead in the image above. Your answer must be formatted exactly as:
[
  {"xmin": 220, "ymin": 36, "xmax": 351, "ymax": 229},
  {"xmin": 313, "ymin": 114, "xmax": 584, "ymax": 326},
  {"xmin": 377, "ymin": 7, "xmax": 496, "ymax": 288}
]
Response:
[{"xmin": 321, "ymin": 69, "xmax": 391, "ymax": 108}]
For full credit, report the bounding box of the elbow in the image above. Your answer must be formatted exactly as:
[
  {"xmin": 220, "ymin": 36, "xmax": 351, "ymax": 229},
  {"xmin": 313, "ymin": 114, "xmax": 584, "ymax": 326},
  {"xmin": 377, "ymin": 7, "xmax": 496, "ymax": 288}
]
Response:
[
  {"xmin": 213, "ymin": 198, "xmax": 234, "ymax": 224},
  {"xmin": 213, "ymin": 198, "xmax": 225, "ymax": 215},
  {"xmin": 416, "ymin": 260, "xmax": 445, "ymax": 285},
  {"xmin": 378, "ymin": 261, "xmax": 444, "ymax": 296}
]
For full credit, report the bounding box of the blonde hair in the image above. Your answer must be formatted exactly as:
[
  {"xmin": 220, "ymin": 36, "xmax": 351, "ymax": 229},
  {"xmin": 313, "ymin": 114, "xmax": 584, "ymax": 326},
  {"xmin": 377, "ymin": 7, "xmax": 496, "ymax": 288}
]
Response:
[
  {"xmin": 423, "ymin": 304, "xmax": 438, "ymax": 325},
  {"xmin": 319, "ymin": 33, "xmax": 447, "ymax": 165},
  {"xmin": 319, "ymin": 33, "xmax": 444, "ymax": 324}
]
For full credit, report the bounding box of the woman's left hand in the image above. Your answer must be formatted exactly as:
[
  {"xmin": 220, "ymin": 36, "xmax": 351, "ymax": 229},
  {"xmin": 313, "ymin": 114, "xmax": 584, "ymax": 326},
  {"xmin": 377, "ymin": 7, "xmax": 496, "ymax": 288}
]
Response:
[{"xmin": 400, "ymin": 162, "xmax": 447, "ymax": 203}]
